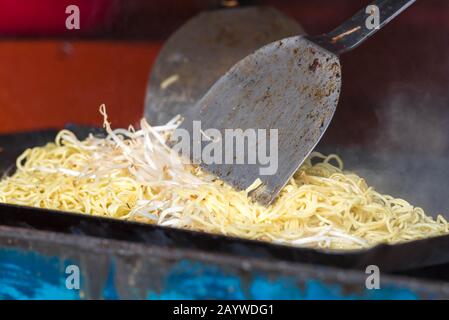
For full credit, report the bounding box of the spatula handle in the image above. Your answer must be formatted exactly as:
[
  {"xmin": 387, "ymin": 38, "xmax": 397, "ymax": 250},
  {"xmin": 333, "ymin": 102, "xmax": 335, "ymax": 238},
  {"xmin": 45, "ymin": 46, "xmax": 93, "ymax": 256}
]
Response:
[{"xmin": 309, "ymin": 0, "xmax": 416, "ymax": 55}]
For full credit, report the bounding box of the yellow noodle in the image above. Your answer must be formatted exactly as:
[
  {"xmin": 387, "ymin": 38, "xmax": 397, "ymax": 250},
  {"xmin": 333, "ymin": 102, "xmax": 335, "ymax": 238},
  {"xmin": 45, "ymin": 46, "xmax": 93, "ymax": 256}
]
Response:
[{"xmin": 0, "ymin": 107, "xmax": 448, "ymax": 250}]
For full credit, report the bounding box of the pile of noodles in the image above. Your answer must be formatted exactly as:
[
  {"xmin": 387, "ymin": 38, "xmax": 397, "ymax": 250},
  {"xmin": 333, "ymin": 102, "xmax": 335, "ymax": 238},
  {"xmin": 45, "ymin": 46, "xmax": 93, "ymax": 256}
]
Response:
[{"xmin": 1, "ymin": 105, "xmax": 448, "ymax": 250}]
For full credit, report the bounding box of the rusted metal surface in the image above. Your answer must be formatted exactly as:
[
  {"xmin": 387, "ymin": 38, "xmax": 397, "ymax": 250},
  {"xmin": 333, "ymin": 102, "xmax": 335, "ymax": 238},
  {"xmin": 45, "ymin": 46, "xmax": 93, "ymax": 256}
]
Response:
[
  {"xmin": 179, "ymin": 36, "xmax": 341, "ymax": 204},
  {"xmin": 145, "ymin": 6, "xmax": 304, "ymax": 125},
  {"xmin": 1, "ymin": 225, "xmax": 449, "ymax": 299},
  {"xmin": 177, "ymin": 1, "xmax": 416, "ymax": 205}
]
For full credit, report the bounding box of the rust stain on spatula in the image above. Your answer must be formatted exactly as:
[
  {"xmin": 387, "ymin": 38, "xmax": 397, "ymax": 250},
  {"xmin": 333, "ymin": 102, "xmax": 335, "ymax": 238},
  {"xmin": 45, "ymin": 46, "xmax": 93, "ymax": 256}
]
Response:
[{"xmin": 178, "ymin": 0, "xmax": 416, "ymax": 205}]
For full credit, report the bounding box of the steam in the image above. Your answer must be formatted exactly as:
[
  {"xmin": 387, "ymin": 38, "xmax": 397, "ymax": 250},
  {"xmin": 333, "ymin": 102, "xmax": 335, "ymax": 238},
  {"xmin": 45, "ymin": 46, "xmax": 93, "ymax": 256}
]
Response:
[
  {"xmin": 374, "ymin": 84, "xmax": 449, "ymax": 156},
  {"xmin": 352, "ymin": 84, "xmax": 449, "ymax": 217}
]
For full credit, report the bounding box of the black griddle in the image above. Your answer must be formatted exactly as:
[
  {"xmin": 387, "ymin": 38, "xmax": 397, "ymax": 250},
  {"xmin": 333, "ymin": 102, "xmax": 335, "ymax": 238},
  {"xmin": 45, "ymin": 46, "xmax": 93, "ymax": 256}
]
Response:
[{"xmin": 1, "ymin": 126, "xmax": 449, "ymax": 277}]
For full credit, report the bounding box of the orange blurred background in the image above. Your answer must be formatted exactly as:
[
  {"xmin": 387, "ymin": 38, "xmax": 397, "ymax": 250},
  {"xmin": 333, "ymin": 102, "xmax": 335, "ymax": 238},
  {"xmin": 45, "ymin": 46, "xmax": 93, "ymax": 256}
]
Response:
[{"xmin": 0, "ymin": 40, "xmax": 160, "ymax": 132}]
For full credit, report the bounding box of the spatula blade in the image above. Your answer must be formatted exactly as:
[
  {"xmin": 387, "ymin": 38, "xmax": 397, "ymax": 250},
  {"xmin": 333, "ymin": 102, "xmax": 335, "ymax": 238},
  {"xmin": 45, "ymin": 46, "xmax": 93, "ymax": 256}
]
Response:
[
  {"xmin": 145, "ymin": 6, "xmax": 304, "ymax": 125},
  {"xmin": 179, "ymin": 36, "xmax": 341, "ymax": 205}
]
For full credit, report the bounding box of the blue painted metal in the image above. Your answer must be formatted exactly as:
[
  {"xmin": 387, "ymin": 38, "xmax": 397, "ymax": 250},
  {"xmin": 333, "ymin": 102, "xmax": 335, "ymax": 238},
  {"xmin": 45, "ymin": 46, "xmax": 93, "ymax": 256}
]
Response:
[
  {"xmin": 0, "ymin": 248, "xmax": 420, "ymax": 300},
  {"xmin": 1, "ymin": 226, "xmax": 446, "ymax": 300},
  {"xmin": 147, "ymin": 261, "xmax": 419, "ymax": 300},
  {"xmin": 0, "ymin": 249, "xmax": 80, "ymax": 300}
]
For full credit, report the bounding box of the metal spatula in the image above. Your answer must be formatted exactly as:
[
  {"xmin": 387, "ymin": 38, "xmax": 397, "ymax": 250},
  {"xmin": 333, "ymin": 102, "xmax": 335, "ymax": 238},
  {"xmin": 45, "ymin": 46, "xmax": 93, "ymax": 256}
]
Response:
[
  {"xmin": 145, "ymin": 6, "xmax": 304, "ymax": 125},
  {"xmin": 178, "ymin": 0, "xmax": 416, "ymax": 205}
]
